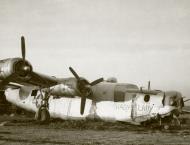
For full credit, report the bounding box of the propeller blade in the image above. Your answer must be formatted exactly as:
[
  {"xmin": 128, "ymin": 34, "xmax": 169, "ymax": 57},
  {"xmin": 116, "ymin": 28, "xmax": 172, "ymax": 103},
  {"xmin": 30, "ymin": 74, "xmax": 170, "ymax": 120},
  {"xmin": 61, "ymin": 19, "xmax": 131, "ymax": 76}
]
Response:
[
  {"xmin": 148, "ymin": 81, "xmax": 151, "ymax": 90},
  {"xmin": 184, "ymin": 99, "xmax": 190, "ymax": 102},
  {"xmin": 80, "ymin": 96, "xmax": 86, "ymax": 115},
  {"xmin": 68, "ymin": 67, "xmax": 103, "ymax": 115},
  {"xmin": 181, "ymin": 98, "xmax": 185, "ymax": 108},
  {"xmin": 21, "ymin": 36, "xmax": 26, "ymax": 62},
  {"xmin": 90, "ymin": 78, "xmax": 104, "ymax": 86},
  {"xmin": 69, "ymin": 67, "xmax": 80, "ymax": 80}
]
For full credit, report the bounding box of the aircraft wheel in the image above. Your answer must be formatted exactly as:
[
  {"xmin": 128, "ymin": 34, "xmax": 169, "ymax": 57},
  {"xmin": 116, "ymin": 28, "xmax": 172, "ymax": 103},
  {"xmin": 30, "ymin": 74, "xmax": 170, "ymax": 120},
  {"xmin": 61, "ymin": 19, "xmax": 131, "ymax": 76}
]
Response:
[
  {"xmin": 35, "ymin": 108, "xmax": 40, "ymax": 121},
  {"xmin": 40, "ymin": 108, "xmax": 50, "ymax": 124},
  {"xmin": 163, "ymin": 124, "xmax": 170, "ymax": 130},
  {"xmin": 35, "ymin": 107, "xmax": 50, "ymax": 124}
]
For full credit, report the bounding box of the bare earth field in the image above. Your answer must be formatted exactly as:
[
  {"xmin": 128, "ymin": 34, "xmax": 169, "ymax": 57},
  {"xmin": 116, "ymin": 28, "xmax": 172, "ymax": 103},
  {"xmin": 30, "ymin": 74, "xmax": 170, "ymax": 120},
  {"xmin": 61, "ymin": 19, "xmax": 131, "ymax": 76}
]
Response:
[{"xmin": 0, "ymin": 114, "xmax": 190, "ymax": 145}]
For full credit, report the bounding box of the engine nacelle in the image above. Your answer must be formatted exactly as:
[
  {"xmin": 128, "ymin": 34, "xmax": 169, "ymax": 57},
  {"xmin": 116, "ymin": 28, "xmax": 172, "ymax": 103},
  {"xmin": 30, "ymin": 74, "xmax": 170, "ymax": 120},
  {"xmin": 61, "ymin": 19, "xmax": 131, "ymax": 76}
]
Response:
[
  {"xmin": 0, "ymin": 58, "xmax": 33, "ymax": 80},
  {"xmin": 45, "ymin": 84, "xmax": 76, "ymax": 97}
]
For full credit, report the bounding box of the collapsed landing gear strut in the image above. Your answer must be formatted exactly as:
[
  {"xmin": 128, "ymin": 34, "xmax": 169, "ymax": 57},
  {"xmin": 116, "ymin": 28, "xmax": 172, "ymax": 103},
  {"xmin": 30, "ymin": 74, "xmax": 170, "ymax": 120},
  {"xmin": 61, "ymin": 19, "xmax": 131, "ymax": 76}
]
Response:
[{"xmin": 35, "ymin": 90, "xmax": 50, "ymax": 124}]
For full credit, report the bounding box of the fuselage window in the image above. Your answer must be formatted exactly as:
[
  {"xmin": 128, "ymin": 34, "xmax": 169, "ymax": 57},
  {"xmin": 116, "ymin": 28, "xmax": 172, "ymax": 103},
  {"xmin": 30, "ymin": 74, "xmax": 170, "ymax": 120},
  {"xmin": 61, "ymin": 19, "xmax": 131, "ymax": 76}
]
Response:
[
  {"xmin": 144, "ymin": 94, "xmax": 150, "ymax": 102},
  {"xmin": 31, "ymin": 90, "xmax": 38, "ymax": 96},
  {"xmin": 114, "ymin": 91, "xmax": 125, "ymax": 102}
]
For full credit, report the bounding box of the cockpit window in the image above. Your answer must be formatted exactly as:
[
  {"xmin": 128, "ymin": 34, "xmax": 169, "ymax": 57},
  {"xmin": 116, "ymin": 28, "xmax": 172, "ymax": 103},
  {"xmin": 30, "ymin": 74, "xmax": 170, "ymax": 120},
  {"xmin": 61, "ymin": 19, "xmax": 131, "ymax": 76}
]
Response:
[{"xmin": 144, "ymin": 94, "xmax": 150, "ymax": 102}]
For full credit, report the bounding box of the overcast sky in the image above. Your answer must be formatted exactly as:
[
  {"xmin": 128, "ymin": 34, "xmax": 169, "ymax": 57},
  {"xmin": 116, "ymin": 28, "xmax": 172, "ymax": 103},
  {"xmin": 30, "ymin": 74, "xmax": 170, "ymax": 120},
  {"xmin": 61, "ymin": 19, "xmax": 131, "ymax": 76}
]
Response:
[{"xmin": 0, "ymin": 0, "xmax": 190, "ymax": 100}]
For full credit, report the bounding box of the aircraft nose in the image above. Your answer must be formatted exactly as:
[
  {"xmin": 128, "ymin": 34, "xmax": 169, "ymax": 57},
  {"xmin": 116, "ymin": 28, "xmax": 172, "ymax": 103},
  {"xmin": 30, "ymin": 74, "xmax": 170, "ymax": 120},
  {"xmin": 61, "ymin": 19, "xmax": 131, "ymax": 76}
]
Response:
[{"xmin": 163, "ymin": 91, "xmax": 184, "ymax": 114}]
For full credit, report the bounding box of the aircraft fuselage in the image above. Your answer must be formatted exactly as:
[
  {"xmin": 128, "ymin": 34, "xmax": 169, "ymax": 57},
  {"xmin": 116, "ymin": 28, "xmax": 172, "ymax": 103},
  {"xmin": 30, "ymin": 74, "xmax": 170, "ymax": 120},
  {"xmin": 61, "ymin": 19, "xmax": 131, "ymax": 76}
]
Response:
[{"xmin": 5, "ymin": 87, "xmax": 176, "ymax": 125}]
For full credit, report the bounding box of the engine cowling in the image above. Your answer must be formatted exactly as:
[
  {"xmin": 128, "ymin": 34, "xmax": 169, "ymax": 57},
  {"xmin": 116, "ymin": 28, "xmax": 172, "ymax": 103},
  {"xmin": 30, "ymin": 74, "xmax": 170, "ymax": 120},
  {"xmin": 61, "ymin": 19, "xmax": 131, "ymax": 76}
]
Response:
[
  {"xmin": 0, "ymin": 58, "xmax": 33, "ymax": 80},
  {"xmin": 14, "ymin": 59, "xmax": 32, "ymax": 77},
  {"xmin": 45, "ymin": 84, "xmax": 76, "ymax": 97}
]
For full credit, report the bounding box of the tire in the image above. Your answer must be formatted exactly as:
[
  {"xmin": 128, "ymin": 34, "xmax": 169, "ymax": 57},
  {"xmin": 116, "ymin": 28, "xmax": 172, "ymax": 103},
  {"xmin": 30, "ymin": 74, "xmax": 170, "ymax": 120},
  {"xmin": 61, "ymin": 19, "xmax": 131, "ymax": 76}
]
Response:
[
  {"xmin": 163, "ymin": 125, "xmax": 170, "ymax": 130},
  {"xmin": 39, "ymin": 108, "xmax": 50, "ymax": 124}
]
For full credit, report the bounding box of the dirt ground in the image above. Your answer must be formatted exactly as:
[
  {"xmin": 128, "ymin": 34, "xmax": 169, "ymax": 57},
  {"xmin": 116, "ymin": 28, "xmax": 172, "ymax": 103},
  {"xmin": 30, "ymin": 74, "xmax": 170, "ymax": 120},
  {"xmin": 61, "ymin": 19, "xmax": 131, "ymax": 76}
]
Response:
[{"xmin": 0, "ymin": 114, "xmax": 190, "ymax": 145}]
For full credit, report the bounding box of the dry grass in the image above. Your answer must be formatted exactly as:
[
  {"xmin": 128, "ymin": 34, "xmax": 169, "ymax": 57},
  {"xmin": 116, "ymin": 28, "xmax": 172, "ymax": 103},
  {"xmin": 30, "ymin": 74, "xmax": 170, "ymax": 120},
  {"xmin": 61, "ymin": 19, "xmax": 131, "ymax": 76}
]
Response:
[{"xmin": 0, "ymin": 113, "xmax": 189, "ymax": 145}]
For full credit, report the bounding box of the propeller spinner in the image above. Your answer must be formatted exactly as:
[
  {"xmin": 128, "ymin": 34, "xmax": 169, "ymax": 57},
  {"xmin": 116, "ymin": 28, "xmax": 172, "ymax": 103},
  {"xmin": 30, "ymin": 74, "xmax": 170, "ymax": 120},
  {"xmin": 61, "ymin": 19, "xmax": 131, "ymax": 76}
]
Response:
[{"xmin": 69, "ymin": 67, "xmax": 103, "ymax": 115}]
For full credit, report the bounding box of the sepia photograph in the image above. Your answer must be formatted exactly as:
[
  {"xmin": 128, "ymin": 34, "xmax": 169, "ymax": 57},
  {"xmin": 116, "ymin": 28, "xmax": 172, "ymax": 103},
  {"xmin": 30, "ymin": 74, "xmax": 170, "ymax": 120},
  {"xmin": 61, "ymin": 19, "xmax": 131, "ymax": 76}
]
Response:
[{"xmin": 0, "ymin": 0, "xmax": 190, "ymax": 144}]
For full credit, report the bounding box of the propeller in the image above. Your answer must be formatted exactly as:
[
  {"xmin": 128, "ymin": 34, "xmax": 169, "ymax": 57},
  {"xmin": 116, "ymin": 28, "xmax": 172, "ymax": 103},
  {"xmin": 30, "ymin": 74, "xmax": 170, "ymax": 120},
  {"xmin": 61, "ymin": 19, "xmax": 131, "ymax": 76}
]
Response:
[
  {"xmin": 15, "ymin": 36, "xmax": 32, "ymax": 77},
  {"xmin": 69, "ymin": 67, "xmax": 103, "ymax": 115}
]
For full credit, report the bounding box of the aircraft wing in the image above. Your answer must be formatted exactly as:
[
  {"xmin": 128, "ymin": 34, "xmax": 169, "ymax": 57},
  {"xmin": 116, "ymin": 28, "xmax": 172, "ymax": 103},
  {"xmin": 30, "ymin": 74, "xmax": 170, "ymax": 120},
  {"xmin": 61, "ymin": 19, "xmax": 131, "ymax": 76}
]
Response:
[
  {"xmin": 9, "ymin": 71, "xmax": 58, "ymax": 89},
  {"xmin": 182, "ymin": 106, "xmax": 190, "ymax": 114},
  {"xmin": 29, "ymin": 72, "xmax": 58, "ymax": 88},
  {"xmin": 4, "ymin": 83, "xmax": 22, "ymax": 89},
  {"xmin": 182, "ymin": 110, "xmax": 190, "ymax": 114},
  {"xmin": 126, "ymin": 89, "xmax": 162, "ymax": 95}
]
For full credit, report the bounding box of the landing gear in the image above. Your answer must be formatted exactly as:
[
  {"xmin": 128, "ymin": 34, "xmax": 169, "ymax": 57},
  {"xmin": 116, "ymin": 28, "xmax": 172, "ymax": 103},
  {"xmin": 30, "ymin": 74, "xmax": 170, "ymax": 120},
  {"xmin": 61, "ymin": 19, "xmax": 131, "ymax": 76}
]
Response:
[
  {"xmin": 35, "ymin": 91, "xmax": 50, "ymax": 124},
  {"xmin": 158, "ymin": 113, "xmax": 181, "ymax": 130},
  {"xmin": 35, "ymin": 106, "xmax": 50, "ymax": 124}
]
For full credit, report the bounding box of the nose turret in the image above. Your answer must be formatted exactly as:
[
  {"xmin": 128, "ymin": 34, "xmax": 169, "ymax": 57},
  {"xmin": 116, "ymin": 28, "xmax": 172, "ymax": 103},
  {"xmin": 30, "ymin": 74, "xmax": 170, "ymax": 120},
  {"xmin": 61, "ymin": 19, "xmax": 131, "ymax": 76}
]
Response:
[{"xmin": 163, "ymin": 91, "xmax": 184, "ymax": 115}]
